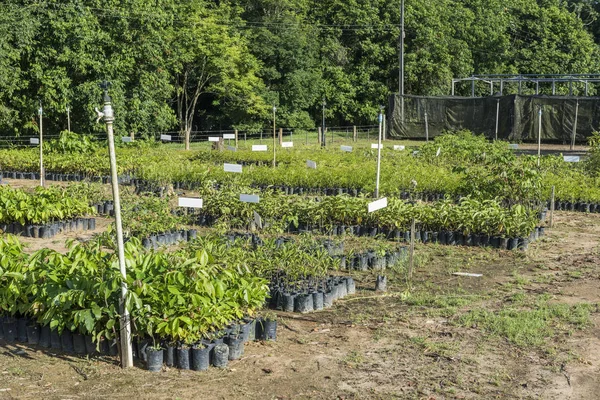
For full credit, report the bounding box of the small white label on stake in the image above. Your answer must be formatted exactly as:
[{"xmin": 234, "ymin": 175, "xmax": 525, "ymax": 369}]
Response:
[
  {"xmin": 253, "ymin": 211, "xmax": 263, "ymax": 229},
  {"xmin": 160, "ymin": 134, "xmax": 172, "ymax": 141},
  {"xmin": 252, "ymin": 145, "xmax": 267, "ymax": 151},
  {"xmin": 508, "ymin": 144, "xmax": 519, "ymax": 149},
  {"xmin": 30, "ymin": 138, "xmax": 39, "ymax": 145},
  {"xmin": 226, "ymin": 145, "xmax": 237, "ymax": 152},
  {"xmin": 564, "ymin": 156, "xmax": 580, "ymax": 162},
  {"xmin": 121, "ymin": 137, "xmax": 132, "ymax": 143},
  {"xmin": 240, "ymin": 194, "xmax": 260, "ymax": 203},
  {"xmin": 340, "ymin": 145, "xmax": 353, "ymax": 152},
  {"xmin": 371, "ymin": 143, "xmax": 383, "ymax": 149},
  {"xmin": 393, "ymin": 145, "xmax": 405, "ymax": 151},
  {"xmin": 368, "ymin": 197, "xmax": 388, "ymax": 213},
  {"xmin": 178, "ymin": 197, "xmax": 203, "ymax": 208},
  {"xmin": 223, "ymin": 134, "xmax": 235, "ymax": 139},
  {"xmin": 281, "ymin": 141, "xmax": 293, "ymax": 148},
  {"xmin": 412, "ymin": 150, "xmax": 419, "ymax": 155},
  {"xmin": 436, "ymin": 147, "xmax": 441, "ymax": 157},
  {"xmin": 306, "ymin": 160, "xmax": 317, "ymax": 169},
  {"xmin": 208, "ymin": 137, "xmax": 220, "ymax": 142},
  {"xmin": 224, "ymin": 163, "xmax": 242, "ymax": 173}
]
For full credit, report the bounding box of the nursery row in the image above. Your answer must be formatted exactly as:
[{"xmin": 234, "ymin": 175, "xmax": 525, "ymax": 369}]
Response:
[
  {"xmin": 1, "ymin": 217, "xmax": 96, "ymax": 239},
  {"xmin": 0, "ymin": 185, "xmax": 95, "ymax": 226},
  {"xmin": 2, "ymin": 131, "xmax": 600, "ymax": 204}
]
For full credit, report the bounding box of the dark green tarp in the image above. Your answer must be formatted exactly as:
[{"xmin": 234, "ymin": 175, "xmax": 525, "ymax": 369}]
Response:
[{"xmin": 388, "ymin": 94, "xmax": 600, "ymax": 143}]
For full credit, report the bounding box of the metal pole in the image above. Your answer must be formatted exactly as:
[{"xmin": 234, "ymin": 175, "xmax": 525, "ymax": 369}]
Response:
[
  {"xmin": 67, "ymin": 106, "xmax": 71, "ymax": 133},
  {"xmin": 321, "ymin": 99, "xmax": 326, "ymax": 147},
  {"xmin": 408, "ymin": 217, "xmax": 415, "ymax": 282},
  {"xmin": 495, "ymin": 98, "xmax": 500, "ymax": 141},
  {"xmin": 38, "ymin": 101, "xmax": 44, "ymax": 187},
  {"xmin": 500, "ymin": 80, "xmax": 503, "ymax": 95},
  {"xmin": 535, "ymin": 81, "xmax": 539, "ymax": 95},
  {"xmin": 552, "ymin": 80, "xmax": 556, "ymax": 95},
  {"xmin": 537, "ymin": 106, "xmax": 542, "ymax": 167},
  {"xmin": 97, "ymin": 82, "xmax": 133, "ymax": 368},
  {"xmin": 471, "ymin": 79, "xmax": 475, "ymax": 97},
  {"xmin": 549, "ymin": 185, "xmax": 555, "ymax": 228},
  {"xmin": 585, "ymin": 81, "xmax": 589, "ymax": 96},
  {"xmin": 490, "ymin": 81, "xmax": 493, "ymax": 95},
  {"xmin": 375, "ymin": 111, "xmax": 383, "ymax": 198},
  {"xmin": 571, "ymin": 100, "xmax": 579, "ymax": 150},
  {"xmin": 272, "ymin": 106, "xmax": 276, "ymax": 167},
  {"xmin": 424, "ymin": 110, "xmax": 429, "ymax": 142},
  {"xmin": 451, "ymin": 80, "xmax": 455, "ymax": 96},
  {"xmin": 400, "ymin": 0, "xmax": 405, "ymax": 122}
]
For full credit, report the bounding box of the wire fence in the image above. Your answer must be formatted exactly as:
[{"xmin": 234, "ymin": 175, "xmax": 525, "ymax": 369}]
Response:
[{"xmin": 0, "ymin": 125, "xmax": 385, "ymax": 149}]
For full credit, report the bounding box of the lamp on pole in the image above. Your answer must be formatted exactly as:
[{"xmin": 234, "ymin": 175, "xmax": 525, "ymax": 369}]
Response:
[
  {"xmin": 375, "ymin": 106, "xmax": 384, "ymax": 198},
  {"xmin": 95, "ymin": 81, "xmax": 133, "ymax": 368},
  {"xmin": 272, "ymin": 105, "xmax": 277, "ymax": 167},
  {"xmin": 38, "ymin": 100, "xmax": 44, "ymax": 187},
  {"xmin": 321, "ymin": 98, "xmax": 326, "ymax": 147}
]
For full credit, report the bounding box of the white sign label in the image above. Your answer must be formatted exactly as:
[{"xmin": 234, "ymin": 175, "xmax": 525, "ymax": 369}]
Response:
[
  {"xmin": 240, "ymin": 194, "xmax": 260, "ymax": 203},
  {"xmin": 160, "ymin": 134, "xmax": 172, "ymax": 141},
  {"xmin": 281, "ymin": 141, "xmax": 293, "ymax": 148},
  {"xmin": 208, "ymin": 137, "xmax": 220, "ymax": 142},
  {"xmin": 306, "ymin": 160, "xmax": 317, "ymax": 169},
  {"xmin": 223, "ymin": 134, "xmax": 235, "ymax": 139},
  {"xmin": 224, "ymin": 163, "xmax": 243, "ymax": 173},
  {"xmin": 121, "ymin": 137, "xmax": 132, "ymax": 143},
  {"xmin": 436, "ymin": 147, "xmax": 441, "ymax": 157},
  {"xmin": 30, "ymin": 138, "xmax": 39, "ymax": 145},
  {"xmin": 393, "ymin": 145, "xmax": 405, "ymax": 151},
  {"xmin": 371, "ymin": 143, "xmax": 383, "ymax": 149},
  {"xmin": 508, "ymin": 144, "xmax": 519, "ymax": 149},
  {"xmin": 227, "ymin": 145, "xmax": 237, "ymax": 152},
  {"xmin": 368, "ymin": 197, "xmax": 388, "ymax": 213},
  {"xmin": 340, "ymin": 145, "xmax": 353, "ymax": 152},
  {"xmin": 178, "ymin": 197, "xmax": 203, "ymax": 208},
  {"xmin": 412, "ymin": 150, "xmax": 419, "ymax": 155},
  {"xmin": 564, "ymin": 156, "xmax": 580, "ymax": 162},
  {"xmin": 252, "ymin": 145, "xmax": 267, "ymax": 152}
]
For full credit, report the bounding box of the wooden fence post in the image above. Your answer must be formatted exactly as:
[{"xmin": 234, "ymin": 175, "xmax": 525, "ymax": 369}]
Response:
[
  {"xmin": 353, "ymin": 126, "xmax": 357, "ymax": 142},
  {"xmin": 234, "ymin": 129, "xmax": 238, "ymax": 148}
]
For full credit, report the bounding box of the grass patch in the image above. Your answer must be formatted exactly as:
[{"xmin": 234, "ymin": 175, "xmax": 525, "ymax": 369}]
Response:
[{"xmin": 457, "ymin": 297, "xmax": 595, "ymax": 347}]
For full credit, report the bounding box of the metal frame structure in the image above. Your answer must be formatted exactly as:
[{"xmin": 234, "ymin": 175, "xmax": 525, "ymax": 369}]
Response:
[{"xmin": 451, "ymin": 74, "xmax": 600, "ymax": 97}]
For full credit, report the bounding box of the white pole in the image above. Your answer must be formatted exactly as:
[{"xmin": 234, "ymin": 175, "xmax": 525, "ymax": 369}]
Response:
[
  {"xmin": 495, "ymin": 99, "xmax": 500, "ymax": 141},
  {"xmin": 424, "ymin": 110, "xmax": 429, "ymax": 142},
  {"xmin": 537, "ymin": 107, "xmax": 542, "ymax": 167},
  {"xmin": 571, "ymin": 100, "xmax": 579, "ymax": 151},
  {"xmin": 38, "ymin": 101, "xmax": 44, "ymax": 187},
  {"xmin": 67, "ymin": 106, "xmax": 71, "ymax": 133},
  {"xmin": 375, "ymin": 111, "xmax": 383, "ymax": 198},
  {"xmin": 272, "ymin": 106, "xmax": 276, "ymax": 168},
  {"xmin": 97, "ymin": 84, "xmax": 133, "ymax": 368}
]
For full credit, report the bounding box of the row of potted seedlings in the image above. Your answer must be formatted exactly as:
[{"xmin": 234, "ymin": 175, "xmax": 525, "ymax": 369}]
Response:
[
  {"xmin": 144, "ymin": 317, "xmax": 277, "ymax": 372},
  {"xmin": 1, "ymin": 315, "xmax": 118, "ymax": 356},
  {"xmin": 140, "ymin": 229, "xmax": 198, "ymax": 249},
  {"xmin": 0, "ymin": 314, "xmax": 277, "ymax": 373},
  {"xmin": 550, "ymin": 200, "xmax": 600, "ymax": 213},
  {"xmin": 269, "ymin": 274, "xmax": 356, "ymax": 314},
  {"xmin": 0, "ymin": 218, "xmax": 96, "ymax": 239}
]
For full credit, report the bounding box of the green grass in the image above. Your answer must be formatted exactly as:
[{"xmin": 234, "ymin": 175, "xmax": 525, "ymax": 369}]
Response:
[{"xmin": 457, "ymin": 297, "xmax": 595, "ymax": 347}]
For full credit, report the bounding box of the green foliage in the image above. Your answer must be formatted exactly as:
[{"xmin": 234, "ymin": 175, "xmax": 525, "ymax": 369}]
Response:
[{"xmin": 0, "ymin": 185, "xmax": 94, "ymax": 226}]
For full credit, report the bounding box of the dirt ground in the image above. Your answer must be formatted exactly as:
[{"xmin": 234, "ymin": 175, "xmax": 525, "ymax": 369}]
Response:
[{"xmin": 1, "ymin": 211, "xmax": 599, "ymax": 399}]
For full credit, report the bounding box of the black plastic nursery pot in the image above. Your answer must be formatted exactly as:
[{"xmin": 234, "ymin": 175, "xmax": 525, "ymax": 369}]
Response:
[
  {"xmin": 50, "ymin": 329, "xmax": 61, "ymax": 349},
  {"xmin": 26, "ymin": 323, "xmax": 40, "ymax": 345},
  {"xmin": 262, "ymin": 320, "xmax": 277, "ymax": 341},
  {"xmin": 312, "ymin": 291, "xmax": 324, "ymax": 311},
  {"xmin": 294, "ymin": 293, "xmax": 314, "ymax": 313},
  {"xmin": 2, "ymin": 318, "xmax": 17, "ymax": 342},
  {"xmin": 17, "ymin": 318, "xmax": 28, "ymax": 342},
  {"xmin": 283, "ymin": 293, "xmax": 296, "ymax": 312},
  {"xmin": 164, "ymin": 345, "xmax": 176, "ymax": 367},
  {"xmin": 212, "ymin": 344, "xmax": 229, "ymax": 368},
  {"xmin": 61, "ymin": 330, "xmax": 75, "ymax": 353},
  {"xmin": 146, "ymin": 347, "xmax": 164, "ymax": 372},
  {"xmin": 39, "ymin": 325, "xmax": 51, "ymax": 348},
  {"xmin": 191, "ymin": 345, "xmax": 211, "ymax": 371},
  {"xmin": 176, "ymin": 346, "xmax": 191, "ymax": 370},
  {"xmin": 225, "ymin": 336, "xmax": 244, "ymax": 360},
  {"xmin": 73, "ymin": 333, "xmax": 87, "ymax": 355}
]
